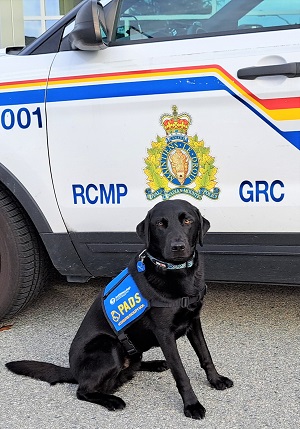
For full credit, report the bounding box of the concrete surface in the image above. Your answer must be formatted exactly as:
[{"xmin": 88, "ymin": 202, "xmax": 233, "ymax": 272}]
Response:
[{"xmin": 0, "ymin": 278, "xmax": 299, "ymax": 429}]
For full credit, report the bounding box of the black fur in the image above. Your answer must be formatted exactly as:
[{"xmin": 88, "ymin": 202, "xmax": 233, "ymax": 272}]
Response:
[
  {"xmin": 6, "ymin": 199, "xmax": 233, "ymax": 419},
  {"xmin": 5, "ymin": 361, "xmax": 76, "ymax": 385}
]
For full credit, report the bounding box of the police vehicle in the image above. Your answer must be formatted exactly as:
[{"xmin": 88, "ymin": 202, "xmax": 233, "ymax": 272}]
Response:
[{"xmin": 0, "ymin": 0, "xmax": 299, "ymax": 320}]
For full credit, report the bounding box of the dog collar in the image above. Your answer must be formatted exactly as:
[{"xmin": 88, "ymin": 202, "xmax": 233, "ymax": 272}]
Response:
[{"xmin": 145, "ymin": 251, "xmax": 195, "ymax": 270}]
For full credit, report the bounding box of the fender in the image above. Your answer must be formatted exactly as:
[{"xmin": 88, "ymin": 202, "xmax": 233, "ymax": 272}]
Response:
[
  {"xmin": 0, "ymin": 163, "xmax": 90, "ymax": 280},
  {"xmin": 0, "ymin": 163, "xmax": 51, "ymax": 233}
]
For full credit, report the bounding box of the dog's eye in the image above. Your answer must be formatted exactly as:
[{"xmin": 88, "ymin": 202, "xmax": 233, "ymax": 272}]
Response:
[
  {"xmin": 183, "ymin": 219, "xmax": 193, "ymax": 225},
  {"xmin": 156, "ymin": 219, "xmax": 167, "ymax": 227}
]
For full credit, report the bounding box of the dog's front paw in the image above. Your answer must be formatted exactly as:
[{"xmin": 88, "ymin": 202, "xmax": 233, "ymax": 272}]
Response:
[
  {"xmin": 209, "ymin": 375, "xmax": 233, "ymax": 390},
  {"xmin": 184, "ymin": 401, "xmax": 206, "ymax": 419}
]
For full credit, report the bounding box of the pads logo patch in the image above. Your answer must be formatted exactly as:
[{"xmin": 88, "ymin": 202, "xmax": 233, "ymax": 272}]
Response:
[{"xmin": 102, "ymin": 268, "xmax": 149, "ymax": 333}]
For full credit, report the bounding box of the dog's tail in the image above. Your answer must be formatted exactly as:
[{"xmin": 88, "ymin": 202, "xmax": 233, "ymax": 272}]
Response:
[{"xmin": 5, "ymin": 361, "xmax": 77, "ymax": 385}]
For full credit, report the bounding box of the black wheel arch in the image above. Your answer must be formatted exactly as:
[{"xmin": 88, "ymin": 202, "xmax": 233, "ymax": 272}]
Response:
[
  {"xmin": 0, "ymin": 163, "xmax": 91, "ymax": 279},
  {"xmin": 0, "ymin": 163, "xmax": 52, "ymax": 233}
]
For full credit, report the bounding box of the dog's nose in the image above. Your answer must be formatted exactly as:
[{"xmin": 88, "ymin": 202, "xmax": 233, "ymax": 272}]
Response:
[{"xmin": 171, "ymin": 242, "xmax": 186, "ymax": 252}]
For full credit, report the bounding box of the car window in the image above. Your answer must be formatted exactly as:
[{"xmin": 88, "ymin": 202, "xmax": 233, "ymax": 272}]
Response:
[
  {"xmin": 238, "ymin": 0, "xmax": 300, "ymax": 29},
  {"xmin": 113, "ymin": 0, "xmax": 300, "ymax": 43}
]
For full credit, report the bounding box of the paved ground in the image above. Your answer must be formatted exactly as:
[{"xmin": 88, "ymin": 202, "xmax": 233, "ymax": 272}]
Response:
[{"xmin": 0, "ymin": 278, "xmax": 299, "ymax": 429}]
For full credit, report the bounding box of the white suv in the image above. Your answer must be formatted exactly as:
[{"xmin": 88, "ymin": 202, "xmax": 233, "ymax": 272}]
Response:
[{"xmin": 0, "ymin": 0, "xmax": 299, "ymax": 319}]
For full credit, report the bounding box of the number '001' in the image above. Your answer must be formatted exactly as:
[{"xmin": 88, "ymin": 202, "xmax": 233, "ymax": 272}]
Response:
[{"xmin": 1, "ymin": 107, "xmax": 42, "ymax": 130}]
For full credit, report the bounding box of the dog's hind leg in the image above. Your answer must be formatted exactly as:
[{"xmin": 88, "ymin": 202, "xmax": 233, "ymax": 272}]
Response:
[
  {"xmin": 74, "ymin": 337, "xmax": 129, "ymax": 411},
  {"xmin": 77, "ymin": 387, "xmax": 126, "ymax": 411},
  {"xmin": 76, "ymin": 365, "xmax": 128, "ymax": 410},
  {"xmin": 76, "ymin": 366, "xmax": 127, "ymax": 411},
  {"xmin": 139, "ymin": 360, "xmax": 169, "ymax": 372},
  {"xmin": 77, "ymin": 354, "xmax": 143, "ymax": 410}
]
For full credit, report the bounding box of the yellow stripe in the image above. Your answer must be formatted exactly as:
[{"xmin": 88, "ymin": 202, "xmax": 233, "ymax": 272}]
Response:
[{"xmin": 1, "ymin": 67, "xmax": 299, "ymax": 121}]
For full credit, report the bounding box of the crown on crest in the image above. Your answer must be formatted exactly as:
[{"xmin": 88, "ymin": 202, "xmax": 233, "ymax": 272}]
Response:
[{"xmin": 160, "ymin": 105, "xmax": 192, "ymax": 135}]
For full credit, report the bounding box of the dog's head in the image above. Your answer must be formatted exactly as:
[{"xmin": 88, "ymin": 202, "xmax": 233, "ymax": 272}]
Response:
[{"xmin": 136, "ymin": 199, "xmax": 210, "ymax": 263}]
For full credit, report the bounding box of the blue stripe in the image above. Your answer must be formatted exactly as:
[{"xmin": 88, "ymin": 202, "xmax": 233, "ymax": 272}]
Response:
[
  {"xmin": 280, "ymin": 130, "xmax": 300, "ymax": 150},
  {"xmin": 46, "ymin": 75, "xmax": 300, "ymax": 148},
  {"xmin": 46, "ymin": 76, "xmax": 226, "ymax": 102},
  {"xmin": 1, "ymin": 75, "xmax": 299, "ymax": 149},
  {"xmin": 230, "ymin": 90, "xmax": 300, "ymax": 150},
  {"xmin": 0, "ymin": 89, "xmax": 45, "ymax": 106}
]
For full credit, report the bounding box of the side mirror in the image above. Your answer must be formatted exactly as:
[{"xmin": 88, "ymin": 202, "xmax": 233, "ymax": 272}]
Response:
[{"xmin": 69, "ymin": 0, "xmax": 107, "ymax": 50}]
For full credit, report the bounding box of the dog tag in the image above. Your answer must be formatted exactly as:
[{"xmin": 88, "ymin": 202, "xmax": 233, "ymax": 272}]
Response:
[{"xmin": 136, "ymin": 261, "xmax": 145, "ymax": 272}]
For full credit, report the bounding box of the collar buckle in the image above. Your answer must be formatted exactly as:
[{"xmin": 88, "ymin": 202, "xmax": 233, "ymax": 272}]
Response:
[{"xmin": 181, "ymin": 297, "xmax": 189, "ymax": 308}]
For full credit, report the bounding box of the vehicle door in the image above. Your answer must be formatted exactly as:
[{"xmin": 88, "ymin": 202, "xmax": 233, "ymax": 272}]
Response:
[{"xmin": 45, "ymin": 0, "xmax": 300, "ymax": 273}]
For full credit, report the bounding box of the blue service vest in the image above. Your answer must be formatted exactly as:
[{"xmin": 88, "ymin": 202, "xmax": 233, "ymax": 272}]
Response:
[{"xmin": 102, "ymin": 267, "xmax": 149, "ymax": 334}]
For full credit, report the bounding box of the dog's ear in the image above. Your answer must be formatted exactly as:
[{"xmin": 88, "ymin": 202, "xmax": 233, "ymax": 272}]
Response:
[
  {"xmin": 136, "ymin": 213, "xmax": 150, "ymax": 247},
  {"xmin": 199, "ymin": 216, "xmax": 210, "ymax": 247},
  {"xmin": 194, "ymin": 207, "xmax": 210, "ymax": 246}
]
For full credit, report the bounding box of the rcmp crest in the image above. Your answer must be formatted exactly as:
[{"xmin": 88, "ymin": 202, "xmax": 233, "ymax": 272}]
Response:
[{"xmin": 144, "ymin": 105, "xmax": 220, "ymax": 201}]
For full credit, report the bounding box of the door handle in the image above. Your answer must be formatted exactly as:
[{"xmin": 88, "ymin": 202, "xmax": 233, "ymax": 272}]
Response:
[{"xmin": 237, "ymin": 62, "xmax": 300, "ymax": 80}]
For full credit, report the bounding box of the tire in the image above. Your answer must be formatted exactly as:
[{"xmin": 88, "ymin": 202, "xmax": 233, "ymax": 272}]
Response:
[{"xmin": 0, "ymin": 185, "xmax": 49, "ymax": 321}]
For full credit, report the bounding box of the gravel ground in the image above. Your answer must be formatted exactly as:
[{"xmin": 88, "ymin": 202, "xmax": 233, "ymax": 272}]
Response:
[{"xmin": 0, "ymin": 278, "xmax": 299, "ymax": 429}]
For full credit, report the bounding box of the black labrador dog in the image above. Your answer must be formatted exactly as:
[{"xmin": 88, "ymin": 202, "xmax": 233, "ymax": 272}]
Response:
[{"xmin": 6, "ymin": 199, "xmax": 233, "ymax": 419}]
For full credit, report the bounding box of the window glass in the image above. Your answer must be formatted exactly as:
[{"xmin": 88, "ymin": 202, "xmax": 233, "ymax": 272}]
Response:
[
  {"xmin": 114, "ymin": 0, "xmax": 300, "ymax": 43},
  {"xmin": 23, "ymin": 0, "xmax": 81, "ymax": 47},
  {"xmin": 115, "ymin": 0, "xmax": 213, "ymax": 40},
  {"xmin": 239, "ymin": 0, "xmax": 300, "ymax": 28},
  {"xmin": 23, "ymin": 0, "xmax": 41, "ymax": 16},
  {"xmin": 46, "ymin": 20, "xmax": 58, "ymax": 30},
  {"xmin": 24, "ymin": 20, "xmax": 42, "ymax": 46},
  {"xmin": 45, "ymin": 0, "xmax": 60, "ymax": 16},
  {"xmin": 62, "ymin": 20, "xmax": 75, "ymax": 37},
  {"xmin": 24, "ymin": 20, "xmax": 42, "ymax": 38}
]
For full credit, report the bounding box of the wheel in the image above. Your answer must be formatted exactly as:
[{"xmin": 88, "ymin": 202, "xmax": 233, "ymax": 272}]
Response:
[{"xmin": 0, "ymin": 185, "xmax": 49, "ymax": 321}]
